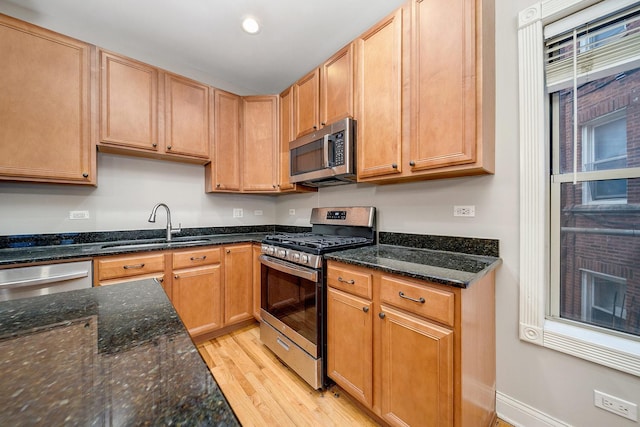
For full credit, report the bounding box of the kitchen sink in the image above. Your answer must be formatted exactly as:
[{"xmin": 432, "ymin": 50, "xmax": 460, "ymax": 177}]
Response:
[{"xmin": 99, "ymin": 238, "xmax": 212, "ymax": 251}]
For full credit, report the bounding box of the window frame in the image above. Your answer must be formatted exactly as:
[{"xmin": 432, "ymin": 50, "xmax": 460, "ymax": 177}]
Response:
[{"xmin": 518, "ymin": 0, "xmax": 640, "ymax": 377}]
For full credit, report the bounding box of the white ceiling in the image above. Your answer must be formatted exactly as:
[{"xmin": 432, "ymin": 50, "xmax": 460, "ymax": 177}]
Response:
[{"xmin": 0, "ymin": 0, "xmax": 407, "ymax": 95}]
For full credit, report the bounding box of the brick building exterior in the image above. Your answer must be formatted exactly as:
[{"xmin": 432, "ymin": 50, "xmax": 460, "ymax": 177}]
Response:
[{"xmin": 556, "ymin": 67, "xmax": 640, "ymax": 336}]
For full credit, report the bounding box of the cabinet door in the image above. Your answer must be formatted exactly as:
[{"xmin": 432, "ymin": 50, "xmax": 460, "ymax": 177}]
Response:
[
  {"xmin": 0, "ymin": 15, "xmax": 94, "ymax": 184},
  {"xmin": 224, "ymin": 244, "xmax": 253, "ymax": 325},
  {"xmin": 355, "ymin": 8, "xmax": 404, "ymax": 180},
  {"xmin": 252, "ymin": 245, "xmax": 262, "ymax": 321},
  {"xmin": 208, "ymin": 89, "xmax": 241, "ymax": 191},
  {"xmin": 409, "ymin": 0, "xmax": 476, "ymax": 170},
  {"xmin": 321, "ymin": 44, "xmax": 354, "ymax": 127},
  {"xmin": 100, "ymin": 50, "xmax": 158, "ymax": 152},
  {"xmin": 242, "ymin": 96, "xmax": 278, "ymax": 191},
  {"xmin": 293, "ymin": 68, "xmax": 320, "ymax": 138},
  {"xmin": 172, "ymin": 265, "xmax": 222, "ymax": 335},
  {"xmin": 379, "ymin": 304, "xmax": 454, "ymax": 427},
  {"xmin": 278, "ymin": 86, "xmax": 295, "ymax": 191},
  {"xmin": 327, "ymin": 287, "xmax": 373, "ymax": 408},
  {"xmin": 163, "ymin": 73, "xmax": 209, "ymax": 159}
]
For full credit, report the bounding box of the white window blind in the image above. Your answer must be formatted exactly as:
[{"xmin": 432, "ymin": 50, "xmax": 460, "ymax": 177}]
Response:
[{"xmin": 545, "ymin": 4, "xmax": 640, "ymax": 92}]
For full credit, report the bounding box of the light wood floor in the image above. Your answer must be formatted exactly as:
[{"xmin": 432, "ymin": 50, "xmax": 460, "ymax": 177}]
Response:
[{"xmin": 197, "ymin": 324, "xmax": 515, "ymax": 427}]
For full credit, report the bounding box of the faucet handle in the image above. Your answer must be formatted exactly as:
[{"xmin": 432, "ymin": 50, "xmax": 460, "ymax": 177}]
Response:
[{"xmin": 171, "ymin": 222, "xmax": 182, "ymax": 235}]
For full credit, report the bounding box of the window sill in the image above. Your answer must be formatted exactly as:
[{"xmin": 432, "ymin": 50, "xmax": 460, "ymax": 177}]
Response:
[{"xmin": 542, "ymin": 319, "xmax": 640, "ymax": 376}]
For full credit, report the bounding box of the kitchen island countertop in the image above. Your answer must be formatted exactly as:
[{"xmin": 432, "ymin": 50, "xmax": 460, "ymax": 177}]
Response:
[{"xmin": 0, "ymin": 279, "xmax": 240, "ymax": 426}]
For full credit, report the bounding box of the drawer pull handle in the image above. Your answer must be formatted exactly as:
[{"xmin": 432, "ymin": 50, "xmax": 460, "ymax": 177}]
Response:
[
  {"xmin": 399, "ymin": 291, "xmax": 425, "ymax": 304},
  {"xmin": 338, "ymin": 277, "xmax": 355, "ymax": 285},
  {"xmin": 190, "ymin": 255, "xmax": 207, "ymax": 261},
  {"xmin": 276, "ymin": 337, "xmax": 290, "ymax": 351},
  {"xmin": 123, "ymin": 263, "xmax": 145, "ymax": 270}
]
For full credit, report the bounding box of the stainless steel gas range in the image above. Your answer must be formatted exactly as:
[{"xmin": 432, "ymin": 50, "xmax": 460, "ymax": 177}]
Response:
[{"xmin": 259, "ymin": 206, "xmax": 376, "ymax": 389}]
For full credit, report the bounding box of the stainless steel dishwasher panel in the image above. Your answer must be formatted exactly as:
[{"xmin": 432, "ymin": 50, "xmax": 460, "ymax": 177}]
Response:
[{"xmin": 0, "ymin": 261, "xmax": 92, "ymax": 302}]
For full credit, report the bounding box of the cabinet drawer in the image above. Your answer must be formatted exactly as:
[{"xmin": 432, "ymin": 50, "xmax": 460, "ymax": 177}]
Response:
[
  {"xmin": 327, "ymin": 263, "xmax": 372, "ymax": 299},
  {"xmin": 380, "ymin": 275, "xmax": 454, "ymax": 327},
  {"xmin": 173, "ymin": 247, "xmax": 221, "ymax": 269},
  {"xmin": 97, "ymin": 253, "xmax": 165, "ymax": 281}
]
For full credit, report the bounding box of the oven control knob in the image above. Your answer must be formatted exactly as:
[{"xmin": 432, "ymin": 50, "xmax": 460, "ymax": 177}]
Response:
[
  {"xmin": 277, "ymin": 249, "xmax": 287, "ymax": 258},
  {"xmin": 265, "ymin": 246, "xmax": 275, "ymax": 255},
  {"xmin": 300, "ymin": 254, "xmax": 309, "ymax": 264},
  {"xmin": 292, "ymin": 253, "xmax": 300, "ymax": 262}
]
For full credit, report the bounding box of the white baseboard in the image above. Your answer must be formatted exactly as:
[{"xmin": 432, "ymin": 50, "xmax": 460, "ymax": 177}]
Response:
[{"xmin": 496, "ymin": 391, "xmax": 572, "ymax": 427}]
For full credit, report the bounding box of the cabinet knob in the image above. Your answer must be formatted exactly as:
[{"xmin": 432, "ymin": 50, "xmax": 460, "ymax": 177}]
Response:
[
  {"xmin": 391, "ymin": 163, "xmax": 397, "ymax": 169},
  {"xmin": 167, "ymin": 145, "xmax": 172, "ymax": 150},
  {"xmin": 216, "ymin": 184, "xmax": 221, "ymax": 188},
  {"xmin": 174, "ymin": 274, "xmax": 179, "ymax": 279},
  {"xmin": 363, "ymin": 307, "xmax": 369, "ymax": 313},
  {"xmin": 82, "ymin": 172, "xmax": 89, "ymax": 178},
  {"xmin": 157, "ymin": 278, "xmax": 164, "ymax": 283},
  {"xmin": 321, "ymin": 122, "xmax": 326, "ymax": 126},
  {"xmin": 379, "ymin": 312, "xmax": 386, "ymax": 319},
  {"xmin": 226, "ymin": 249, "xmax": 231, "ymax": 254},
  {"xmin": 409, "ymin": 161, "xmax": 415, "ymax": 167},
  {"xmin": 273, "ymin": 185, "xmax": 276, "ymax": 189},
  {"xmin": 313, "ymin": 125, "xmax": 318, "ymax": 130},
  {"xmin": 152, "ymin": 143, "xmax": 157, "ymax": 148}
]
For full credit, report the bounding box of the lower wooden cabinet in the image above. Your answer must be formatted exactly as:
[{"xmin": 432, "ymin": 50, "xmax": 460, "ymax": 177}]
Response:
[
  {"xmin": 327, "ymin": 260, "xmax": 496, "ymax": 427},
  {"xmin": 379, "ymin": 304, "xmax": 453, "ymax": 427},
  {"xmin": 223, "ymin": 244, "xmax": 253, "ymax": 325},
  {"xmin": 173, "ymin": 264, "xmax": 222, "ymax": 336},
  {"xmin": 93, "ymin": 243, "xmax": 255, "ymax": 339},
  {"xmin": 327, "ymin": 287, "xmax": 373, "ymax": 407}
]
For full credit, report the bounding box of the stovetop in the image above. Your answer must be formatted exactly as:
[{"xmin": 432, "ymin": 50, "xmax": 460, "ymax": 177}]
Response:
[{"xmin": 263, "ymin": 232, "xmax": 372, "ymax": 251}]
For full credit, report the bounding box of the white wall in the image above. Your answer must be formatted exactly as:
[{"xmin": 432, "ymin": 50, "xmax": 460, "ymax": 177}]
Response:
[
  {"xmin": 0, "ymin": 153, "xmax": 277, "ymax": 235},
  {"xmin": 1, "ymin": 0, "xmax": 640, "ymax": 426}
]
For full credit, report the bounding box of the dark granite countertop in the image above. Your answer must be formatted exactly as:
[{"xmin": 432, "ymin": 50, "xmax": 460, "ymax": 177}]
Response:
[
  {"xmin": 0, "ymin": 279, "xmax": 240, "ymax": 426},
  {"xmin": 324, "ymin": 244, "xmax": 502, "ymax": 288},
  {"xmin": 0, "ymin": 232, "xmax": 268, "ymax": 267}
]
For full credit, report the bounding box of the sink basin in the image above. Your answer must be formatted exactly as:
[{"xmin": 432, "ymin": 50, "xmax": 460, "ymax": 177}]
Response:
[{"xmin": 100, "ymin": 239, "xmax": 212, "ymax": 251}]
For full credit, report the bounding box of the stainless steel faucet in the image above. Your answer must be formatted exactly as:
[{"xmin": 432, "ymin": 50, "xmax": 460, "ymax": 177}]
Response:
[{"xmin": 148, "ymin": 203, "xmax": 181, "ymax": 241}]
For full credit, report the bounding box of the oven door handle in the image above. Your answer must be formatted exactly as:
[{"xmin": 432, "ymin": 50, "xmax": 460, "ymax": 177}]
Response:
[{"xmin": 259, "ymin": 255, "xmax": 318, "ymax": 282}]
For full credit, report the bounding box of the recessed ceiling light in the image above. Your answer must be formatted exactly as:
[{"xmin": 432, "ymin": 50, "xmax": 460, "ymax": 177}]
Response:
[{"xmin": 242, "ymin": 17, "xmax": 260, "ymax": 35}]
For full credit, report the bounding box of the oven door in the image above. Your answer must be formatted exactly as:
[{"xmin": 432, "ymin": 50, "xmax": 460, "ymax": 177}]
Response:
[{"xmin": 259, "ymin": 254, "xmax": 321, "ymax": 357}]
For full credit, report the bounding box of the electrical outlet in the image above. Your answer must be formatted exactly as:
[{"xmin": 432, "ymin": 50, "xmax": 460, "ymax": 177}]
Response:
[
  {"xmin": 594, "ymin": 390, "xmax": 638, "ymax": 421},
  {"xmin": 289, "ymin": 209, "xmax": 296, "ymax": 216},
  {"xmin": 233, "ymin": 208, "xmax": 243, "ymax": 218},
  {"xmin": 69, "ymin": 210, "xmax": 90, "ymax": 220},
  {"xmin": 254, "ymin": 210, "xmax": 263, "ymax": 216},
  {"xmin": 453, "ymin": 205, "xmax": 475, "ymax": 217}
]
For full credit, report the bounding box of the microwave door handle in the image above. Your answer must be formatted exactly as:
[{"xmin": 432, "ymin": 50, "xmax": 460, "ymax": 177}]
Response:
[{"xmin": 323, "ymin": 134, "xmax": 331, "ymax": 168}]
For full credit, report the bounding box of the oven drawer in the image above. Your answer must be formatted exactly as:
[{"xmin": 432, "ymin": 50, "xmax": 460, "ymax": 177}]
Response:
[
  {"xmin": 260, "ymin": 320, "xmax": 322, "ymax": 390},
  {"xmin": 327, "ymin": 262, "xmax": 372, "ymax": 299},
  {"xmin": 379, "ymin": 275, "xmax": 455, "ymax": 327}
]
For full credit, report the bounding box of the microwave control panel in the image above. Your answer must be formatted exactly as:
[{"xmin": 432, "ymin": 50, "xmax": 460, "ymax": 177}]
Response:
[{"xmin": 332, "ymin": 131, "xmax": 345, "ymax": 166}]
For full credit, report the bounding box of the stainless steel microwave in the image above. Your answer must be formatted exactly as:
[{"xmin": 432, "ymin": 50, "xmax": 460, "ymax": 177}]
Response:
[{"xmin": 289, "ymin": 118, "xmax": 356, "ymax": 187}]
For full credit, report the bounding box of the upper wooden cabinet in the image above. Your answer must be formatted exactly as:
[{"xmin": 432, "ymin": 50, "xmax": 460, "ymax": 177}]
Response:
[
  {"xmin": 206, "ymin": 89, "xmax": 242, "ymax": 192},
  {"xmin": 355, "ymin": 7, "xmax": 405, "ymax": 180},
  {"xmin": 294, "ymin": 44, "xmax": 354, "ymax": 138},
  {"xmin": 162, "ymin": 72, "xmax": 209, "ymax": 159},
  {"xmin": 242, "ymin": 95, "xmax": 278, "ymax": 192},
  {"xmin": 99, "ymin": 50, "xmax": 209, "ymax": 164},
  {"xmin": 0, "ymin": 14, "xmax": 96, "ymax": 185},
  {"xmin": 356, "ymin": 0, "xmax": 494, "ymax": 183}
]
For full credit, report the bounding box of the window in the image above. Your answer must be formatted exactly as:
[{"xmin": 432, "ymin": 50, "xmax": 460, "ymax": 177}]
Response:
[
  {"xmin": 582, "ymin": 111, "xmax": 627, "ymax": 204},
  {"xmin": 518, "ymin": 0, "xmax": 640, "ymax": 376},
  {"xmin": 581, "ymin": 270, "xmax": 627, "ymax": 330}
]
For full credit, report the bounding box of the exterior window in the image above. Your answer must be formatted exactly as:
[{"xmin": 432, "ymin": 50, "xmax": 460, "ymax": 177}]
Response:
[
  {"xmin": 582, "ymin": 112, "xmax": 627, "ymax": 203},
  {"xmin": 580, "ymin": 270, "xmax": 627, "ymax": 331},
  {"xmin": 518, "ymin": 0, "xmax": 640, "ymax": 376}
]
